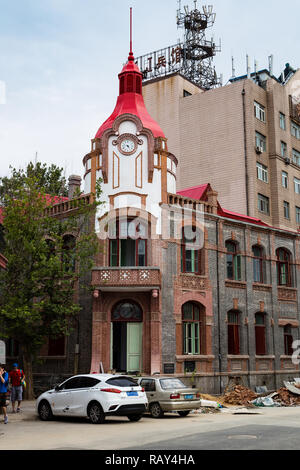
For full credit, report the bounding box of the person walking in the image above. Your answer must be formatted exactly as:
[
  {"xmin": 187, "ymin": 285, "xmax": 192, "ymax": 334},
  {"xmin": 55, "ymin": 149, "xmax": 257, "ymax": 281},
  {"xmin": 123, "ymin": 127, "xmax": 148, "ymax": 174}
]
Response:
[
  {"xmin": 9, "ymin": 363, "xmax": 25, "ymax": 413},
  {"xmin": 0, "ymin": 364, "xmax": 9, "ymax": 424}
]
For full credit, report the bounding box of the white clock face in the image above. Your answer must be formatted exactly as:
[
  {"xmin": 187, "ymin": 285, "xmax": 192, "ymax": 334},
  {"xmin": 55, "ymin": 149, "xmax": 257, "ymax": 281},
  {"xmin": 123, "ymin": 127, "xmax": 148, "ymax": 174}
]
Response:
[{"xmin": 120, "ymin": 139, "xmax": 135, "ymax": 154}]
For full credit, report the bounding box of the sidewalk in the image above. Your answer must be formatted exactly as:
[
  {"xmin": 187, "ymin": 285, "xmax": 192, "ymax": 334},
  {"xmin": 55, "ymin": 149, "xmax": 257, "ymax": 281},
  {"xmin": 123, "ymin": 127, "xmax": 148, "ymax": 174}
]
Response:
[{"xmin": 0, "ymin": 400, "xmax": 37, "ymax": 422}]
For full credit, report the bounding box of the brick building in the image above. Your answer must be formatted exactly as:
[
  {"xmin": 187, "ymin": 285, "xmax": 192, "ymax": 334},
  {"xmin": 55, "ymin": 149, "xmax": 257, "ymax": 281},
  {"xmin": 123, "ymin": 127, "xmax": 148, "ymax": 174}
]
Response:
[
  {"xmin": 4, "ymin": 47, "xmax": 300, "ymax": 394},
  {"xmin": 142, "ymin": 64, "xmax": 300, "ymax": 232}
]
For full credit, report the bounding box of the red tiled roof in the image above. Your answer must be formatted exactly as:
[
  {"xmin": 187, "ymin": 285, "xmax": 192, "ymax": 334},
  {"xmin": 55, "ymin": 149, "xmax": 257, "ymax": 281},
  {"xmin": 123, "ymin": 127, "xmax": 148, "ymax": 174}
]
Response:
[
  {"xmin": 217, "ymin": 207, "xmax": 270, "ymax": 227},
  {"xmin": 0, "ymin": 195, "xmax": 69, "ymax": 226},
  {"xmin": 177, "ymin": 184, "xmax": 211, "ymax": 201},
  {"xmin": 43, "ymin": 195, "xmax": 69, "ymax": 205},
  {"xmin": 95, "ymin": 52, "xmax": 165, "ymax": 139}
]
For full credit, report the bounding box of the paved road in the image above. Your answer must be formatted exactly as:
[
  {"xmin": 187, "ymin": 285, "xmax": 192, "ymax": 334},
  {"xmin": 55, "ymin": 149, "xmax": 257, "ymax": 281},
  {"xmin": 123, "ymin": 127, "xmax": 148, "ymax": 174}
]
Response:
[{"xmin": 1, "ymin": 401, "xmax": 300, "ymax": 450}]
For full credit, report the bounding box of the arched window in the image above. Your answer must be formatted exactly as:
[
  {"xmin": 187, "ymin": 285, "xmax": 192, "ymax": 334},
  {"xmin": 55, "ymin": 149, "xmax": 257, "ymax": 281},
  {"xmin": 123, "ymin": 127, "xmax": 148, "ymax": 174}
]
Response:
[
  {"xmin": 226, "ymin": 241, "xmax": 241, "ymax": 281},
  {"xmin": 284, "ymin": 325, "xmax": 294, "ymax": 356},
  {"xmin": 255, "ymin": 313, "xmax": 266, "ymax": 355},
  {"xmin": 62, "ymin": 235, "xmax": 76, "ymax": 273},
  {"xmin": 182, "ymin": 302, "xmax": 203, "ymax": 355},
  {"xmin": 112, "ymin": 301, "xmax": 143, "ymax": 322},
  {"xmin": 252, "ymin": 245, "xmax": 266, "ymax": 284},
  {"xmin": 227, "ymin": 310, "xmax": 240, "ymax": 355},
  {"xmin": 181, "ymin": 226, "xmax": 203, "ymax": 274},
  {"xmin": 109, "ymin": 219, "xmax": 147, "ymax": 267},
  {"xmin": 276, "ymin": 248, "xmax": 292, "ymax": 286}
]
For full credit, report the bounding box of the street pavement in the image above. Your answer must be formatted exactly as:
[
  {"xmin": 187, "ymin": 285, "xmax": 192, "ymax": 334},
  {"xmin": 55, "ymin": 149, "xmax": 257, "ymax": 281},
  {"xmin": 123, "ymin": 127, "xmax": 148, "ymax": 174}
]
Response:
[{"xmin": 1, "ymin": 401, "xmax": 300, "ymax": 450}]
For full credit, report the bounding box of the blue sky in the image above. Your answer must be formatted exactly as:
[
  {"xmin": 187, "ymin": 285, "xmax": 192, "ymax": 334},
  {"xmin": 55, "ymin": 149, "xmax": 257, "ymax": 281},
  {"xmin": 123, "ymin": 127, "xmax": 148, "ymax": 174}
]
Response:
[{"xmin": 0, "ymin": 0, "xmax": 299, "ymax": 181}]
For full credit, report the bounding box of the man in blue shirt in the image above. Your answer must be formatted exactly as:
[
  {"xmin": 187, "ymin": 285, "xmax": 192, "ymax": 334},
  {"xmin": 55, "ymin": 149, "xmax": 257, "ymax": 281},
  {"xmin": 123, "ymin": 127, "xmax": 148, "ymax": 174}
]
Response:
[{"xmin": 0, "ymin": 364, "xmax": 9, "ymax": 424}]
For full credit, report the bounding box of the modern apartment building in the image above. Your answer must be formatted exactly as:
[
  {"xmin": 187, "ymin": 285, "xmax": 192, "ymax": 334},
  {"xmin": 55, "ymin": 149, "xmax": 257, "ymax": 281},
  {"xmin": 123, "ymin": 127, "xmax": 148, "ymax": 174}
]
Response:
[{"xmin": 142, "ymin": 65, "xmax": 300, "ymax": 231}]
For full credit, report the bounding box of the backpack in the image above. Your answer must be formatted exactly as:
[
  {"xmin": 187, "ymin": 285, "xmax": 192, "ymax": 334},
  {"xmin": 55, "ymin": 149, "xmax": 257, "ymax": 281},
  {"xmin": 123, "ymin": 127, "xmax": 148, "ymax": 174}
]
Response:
[{"xmin": 20, "ymin": 370, "xmax": 26, "ymax": 389}]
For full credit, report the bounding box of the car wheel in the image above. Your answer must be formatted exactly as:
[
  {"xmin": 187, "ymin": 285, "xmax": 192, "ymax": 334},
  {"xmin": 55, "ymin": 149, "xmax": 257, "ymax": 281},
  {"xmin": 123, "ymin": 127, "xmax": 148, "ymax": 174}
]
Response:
[
  {"xmin": 178, "ymin": 411, "xmax": 190, "ymax": 417},
  {"xmin": 127, "ymin": 414, "xmax": 143, "ymax": 422},
  {"xmin": 88, "ymin": 402, "xmax": 105, "ymax": 424},
  {"xmin": 38, "ymin": 400, "xmax": 53, "ymax": 421},
  {"xmin": 149, "ymin": 402, "xmax": 164, "ymax": 419}
]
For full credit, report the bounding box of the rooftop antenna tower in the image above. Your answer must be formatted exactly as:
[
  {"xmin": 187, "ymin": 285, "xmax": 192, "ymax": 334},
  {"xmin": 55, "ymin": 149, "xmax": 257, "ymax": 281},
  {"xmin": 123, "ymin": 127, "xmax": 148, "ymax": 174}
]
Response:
[{"xmin": 177, "ymin": 1, "xmax": 221, "ymax": 89}]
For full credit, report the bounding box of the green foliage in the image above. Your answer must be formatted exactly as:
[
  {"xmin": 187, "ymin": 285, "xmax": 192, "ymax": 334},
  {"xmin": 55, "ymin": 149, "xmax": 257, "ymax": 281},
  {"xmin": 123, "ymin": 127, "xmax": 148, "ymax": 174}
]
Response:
[{"xmin": 0, "ymin": 161, "xmax": 68, "ymax": 203}]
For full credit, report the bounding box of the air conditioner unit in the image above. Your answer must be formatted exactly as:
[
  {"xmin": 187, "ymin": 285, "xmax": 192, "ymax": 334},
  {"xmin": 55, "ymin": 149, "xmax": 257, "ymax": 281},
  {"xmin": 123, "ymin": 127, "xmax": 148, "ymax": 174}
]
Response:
[
  {"xmin": 285, "ymin": 157, "xmax": 291, "ymax": 165},
  {"xmin": 256, "ymin": 146, "xmax": 263, "ymax": 154}
]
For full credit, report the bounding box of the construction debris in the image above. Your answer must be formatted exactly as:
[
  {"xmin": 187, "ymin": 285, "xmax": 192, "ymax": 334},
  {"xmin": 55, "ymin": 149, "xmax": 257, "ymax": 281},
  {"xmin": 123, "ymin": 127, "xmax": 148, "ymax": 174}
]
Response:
[
  {"xmin": 223, "ymin": 385, "xmax": 257, "ymax": 406},
  {"xmin": 272, "ymin": 388, "xmax": 300, "ymax": 406}
]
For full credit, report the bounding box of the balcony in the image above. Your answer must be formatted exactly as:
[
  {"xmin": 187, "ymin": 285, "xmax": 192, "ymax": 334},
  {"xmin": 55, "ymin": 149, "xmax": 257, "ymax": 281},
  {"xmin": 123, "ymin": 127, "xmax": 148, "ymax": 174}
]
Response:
[
  {"xmin": 278, "ymin": 286, "xmax": 297, "ymax": 302},
  {"xmin": 92, "ymin": 267, "xmax": 161, "ymax": 291}
]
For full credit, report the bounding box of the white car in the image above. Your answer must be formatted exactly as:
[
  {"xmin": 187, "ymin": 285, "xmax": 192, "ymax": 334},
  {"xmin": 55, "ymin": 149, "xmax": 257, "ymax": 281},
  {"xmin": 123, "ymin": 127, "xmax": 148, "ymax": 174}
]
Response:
[{"xmin": 37, "ymin": 374, "xmax": 148, "ymax": 424}]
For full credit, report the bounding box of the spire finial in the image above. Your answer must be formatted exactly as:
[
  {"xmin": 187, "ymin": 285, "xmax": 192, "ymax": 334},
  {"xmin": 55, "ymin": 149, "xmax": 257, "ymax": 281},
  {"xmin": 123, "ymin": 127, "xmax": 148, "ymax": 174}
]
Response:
[{"xmin": 128, "ymin": 7, "xmax": 134, "ymax": 61}]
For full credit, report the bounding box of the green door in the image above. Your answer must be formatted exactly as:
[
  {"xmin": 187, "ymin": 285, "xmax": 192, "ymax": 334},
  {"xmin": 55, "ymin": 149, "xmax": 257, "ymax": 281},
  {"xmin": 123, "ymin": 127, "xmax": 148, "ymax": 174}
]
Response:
[{"xmin": 127, "ymin": 323, "xmax": 143, "ymax": 373}]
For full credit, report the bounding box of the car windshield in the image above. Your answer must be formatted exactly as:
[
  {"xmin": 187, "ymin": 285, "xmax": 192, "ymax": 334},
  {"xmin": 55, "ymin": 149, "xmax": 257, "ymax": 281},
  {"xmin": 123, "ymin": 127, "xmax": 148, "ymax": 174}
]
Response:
[
  {"xmin": 105, "ymin": 377, "xmax": 139, "ymax": 387},
  {"xmin": 159, "ymin": 379, "xmax": 187, "ymax": 390}
]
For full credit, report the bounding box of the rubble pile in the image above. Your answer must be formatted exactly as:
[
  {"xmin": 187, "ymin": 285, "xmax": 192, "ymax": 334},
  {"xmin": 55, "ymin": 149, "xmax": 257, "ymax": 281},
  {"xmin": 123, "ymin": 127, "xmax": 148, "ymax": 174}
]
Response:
[
  {"xmin": 224, "ymin": 385, "xmax": 257, "ymax": 406},
  {"xmin": 273, "ymin": 388, "xmax": 300, "ymax": 406}
]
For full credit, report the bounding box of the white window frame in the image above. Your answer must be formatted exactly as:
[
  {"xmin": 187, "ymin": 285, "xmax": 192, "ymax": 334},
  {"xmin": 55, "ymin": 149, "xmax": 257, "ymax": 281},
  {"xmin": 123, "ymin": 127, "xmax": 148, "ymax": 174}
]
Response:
[
  {"xmin": 291, "ymin": 121, "xmax": 300, "ymax": 140},
  {"xmin": 279, "ymin": 112, "xmax": 286, "ymax": 131},
  {"xmin": 255, "ymin": 132, "xmax": 267, "ymax": 152},
  {"xmin": 256, "ymin": 162, "xmax": 268, "ymax": 183},
  {"xmin": 284, "ymin": 201, "xmax": 290, "ymax": 220},
  {"xmin": 294, "ymin": 177, "xmax": 300, "ymax": 195},
  {"xmin": 281, "ymin": 141, "xmax": 287, "ymax": 158},
  {"xmin": 258, "ymin": 194, "xmax": 270, "ymax": 215},
  {"xmin": 292, "ymin": 148, "xmax": 300, "ymax": 166},
  {"xmin": 296, "ymin": 206, "xmax": 300, "ymax": 225},
  {"xmin": 254, "ymin": 102, "xmax": 266, "ymax": 123}
]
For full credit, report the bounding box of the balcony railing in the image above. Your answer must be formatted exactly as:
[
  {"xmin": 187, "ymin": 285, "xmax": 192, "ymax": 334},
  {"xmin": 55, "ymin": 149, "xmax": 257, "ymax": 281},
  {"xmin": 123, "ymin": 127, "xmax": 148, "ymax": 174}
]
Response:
[
  {"xmin": 92, "ymin": 267, "xmax": 161, "ymax": 289},
  {"xmin": 45, "ymin": 194, "xmax": 93, "ymax": 217}
]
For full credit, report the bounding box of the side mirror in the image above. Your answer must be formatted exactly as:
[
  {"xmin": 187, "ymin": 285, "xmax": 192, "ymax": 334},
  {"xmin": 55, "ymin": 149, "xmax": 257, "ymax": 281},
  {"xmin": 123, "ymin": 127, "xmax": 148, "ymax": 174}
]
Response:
[{"xmin": 54, "ymin": 385, "xmax": 60, "ymax": 392}]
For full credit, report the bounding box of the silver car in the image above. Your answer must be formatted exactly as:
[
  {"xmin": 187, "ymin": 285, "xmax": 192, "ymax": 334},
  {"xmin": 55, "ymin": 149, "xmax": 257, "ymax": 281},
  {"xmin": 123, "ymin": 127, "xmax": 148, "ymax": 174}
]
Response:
[{"xmin": 138, "ymin": 376, "xmax": 201, "ymax": 418}]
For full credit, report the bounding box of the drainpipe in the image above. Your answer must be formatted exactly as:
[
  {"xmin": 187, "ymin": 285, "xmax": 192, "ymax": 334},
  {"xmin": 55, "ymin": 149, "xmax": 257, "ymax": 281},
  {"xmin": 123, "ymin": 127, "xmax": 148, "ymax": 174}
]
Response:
[
  {"xmin": 242, "ymin": 86, "xmax": 250, "ymax": 216},
  {"xmin": 216, "ymin": 219, "xmax": 222, "ymax": 394},
  {"xmin": 269, "ymin": 231, "xmax": 277, "ymax": 390}
]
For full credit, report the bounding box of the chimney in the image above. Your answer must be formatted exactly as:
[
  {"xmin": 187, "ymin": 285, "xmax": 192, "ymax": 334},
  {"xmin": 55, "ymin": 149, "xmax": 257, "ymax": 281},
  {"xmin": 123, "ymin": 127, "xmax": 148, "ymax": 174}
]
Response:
[{"xmin": 68, "ymin": 175, "xmax": 81, "ymax": 199}]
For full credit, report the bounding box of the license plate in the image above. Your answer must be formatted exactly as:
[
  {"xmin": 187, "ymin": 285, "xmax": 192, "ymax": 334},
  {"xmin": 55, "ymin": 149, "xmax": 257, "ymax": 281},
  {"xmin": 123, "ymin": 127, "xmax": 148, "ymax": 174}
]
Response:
[
  {"xmin": 184, "ymin": 394, "xmax": 194, "ymax": 400},
  {"xmin": 127, "ymin": 391, "xmax": 138, "ymax": 397}
]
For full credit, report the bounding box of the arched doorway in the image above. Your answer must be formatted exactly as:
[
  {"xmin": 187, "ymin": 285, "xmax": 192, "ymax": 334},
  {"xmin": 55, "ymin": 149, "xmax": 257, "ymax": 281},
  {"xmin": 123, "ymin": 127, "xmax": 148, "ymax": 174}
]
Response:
[{"xmin": 111, "ymin": 301, "xmax": 143, "ymax": 373}]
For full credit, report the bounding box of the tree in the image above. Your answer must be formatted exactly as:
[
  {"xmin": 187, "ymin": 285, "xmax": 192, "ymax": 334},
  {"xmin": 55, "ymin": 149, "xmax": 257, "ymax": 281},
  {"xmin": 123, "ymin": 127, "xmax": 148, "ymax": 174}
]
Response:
[
  {"xmin": 0, "ymin": 161, "xmax": 68, "ymax": 202},
  {"xmin": 0, "ymin": 169, "xmax": 101, "ymax": 399}
]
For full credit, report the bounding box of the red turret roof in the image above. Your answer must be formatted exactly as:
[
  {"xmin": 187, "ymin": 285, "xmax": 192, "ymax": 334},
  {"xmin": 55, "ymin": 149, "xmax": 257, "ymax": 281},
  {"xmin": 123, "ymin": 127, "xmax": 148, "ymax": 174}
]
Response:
[{"xmin": 95, "ymin": 51, "xmax": 165, "ymax": 139}]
